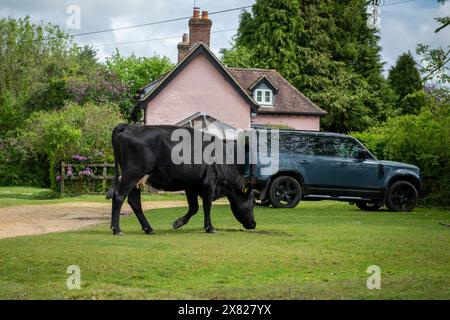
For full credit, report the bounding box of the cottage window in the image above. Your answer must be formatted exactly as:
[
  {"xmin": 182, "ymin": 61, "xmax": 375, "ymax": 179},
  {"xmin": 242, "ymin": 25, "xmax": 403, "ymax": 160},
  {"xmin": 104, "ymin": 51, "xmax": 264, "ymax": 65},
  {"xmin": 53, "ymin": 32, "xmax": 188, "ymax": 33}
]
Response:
[{"xmin": 254, "ymin": 89, "xmax": 273, "ymax": 106}]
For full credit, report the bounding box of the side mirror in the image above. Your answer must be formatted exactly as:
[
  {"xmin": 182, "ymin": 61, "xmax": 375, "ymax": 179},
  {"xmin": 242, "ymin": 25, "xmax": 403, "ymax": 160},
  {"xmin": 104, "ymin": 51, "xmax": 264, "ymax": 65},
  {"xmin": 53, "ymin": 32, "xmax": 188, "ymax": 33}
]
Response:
[{"xmin": 357, "ymin": 149, "xmax": 369, "ymax": 161}]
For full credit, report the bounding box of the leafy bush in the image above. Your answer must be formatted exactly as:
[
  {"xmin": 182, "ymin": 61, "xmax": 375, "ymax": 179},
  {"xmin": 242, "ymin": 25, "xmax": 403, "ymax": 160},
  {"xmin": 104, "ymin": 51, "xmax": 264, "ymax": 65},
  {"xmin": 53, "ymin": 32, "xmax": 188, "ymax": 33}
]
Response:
[
  {"xmin": 0, "ymin": 138, "xmax": 49, "ymax": 187},
  {"xmin": 105, "ymin": 51, "xmax": 173, "ymax": 121},
  {"xmin": 0, "ymin": 91, "xmax": 26, "ymax": 138},
  {"xmin": 398, "ymin": 90, "xmax": 430, "ymax": 115},
  {"xmin": 0, "ymin": 103, "xmax": 124, "ymax": 190},
  {"xmin": 106, "ymin": 51, "xmax": 173, "ymax": 94},
  {"xmin": 353, "ymin": 92, "xmax": 450, "ymax": 206}
]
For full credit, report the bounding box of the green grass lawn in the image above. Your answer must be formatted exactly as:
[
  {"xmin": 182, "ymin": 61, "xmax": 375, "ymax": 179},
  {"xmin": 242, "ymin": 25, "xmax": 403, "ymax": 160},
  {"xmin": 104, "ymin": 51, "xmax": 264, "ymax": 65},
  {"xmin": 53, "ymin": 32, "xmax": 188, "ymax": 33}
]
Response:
[
  {"xmin": 0, "ymin": 198, "xmax": 449, "ymax": 300},
  {"xmin": 0, "ymin": 186, "xmax": 185, "ymax": 207}
]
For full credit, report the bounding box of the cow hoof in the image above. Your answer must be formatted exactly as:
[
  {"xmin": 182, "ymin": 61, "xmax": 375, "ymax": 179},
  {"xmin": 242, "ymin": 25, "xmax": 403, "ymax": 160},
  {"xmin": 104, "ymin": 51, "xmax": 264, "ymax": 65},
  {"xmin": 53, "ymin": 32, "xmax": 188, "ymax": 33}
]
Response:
[
  {"xmin": 111, "ymin": 227, "xmax": 123, "ymax": 236},
  {"xmin": 173, "ymin": 218, "xmax": 185, "ymax": 230},
  {"xmin": 205, "ymin": 227, "xmax": 216, "ymax": 234},
  {"xmin": 143, "ymin": 228, "xmax": 154, "ymax": 235}
]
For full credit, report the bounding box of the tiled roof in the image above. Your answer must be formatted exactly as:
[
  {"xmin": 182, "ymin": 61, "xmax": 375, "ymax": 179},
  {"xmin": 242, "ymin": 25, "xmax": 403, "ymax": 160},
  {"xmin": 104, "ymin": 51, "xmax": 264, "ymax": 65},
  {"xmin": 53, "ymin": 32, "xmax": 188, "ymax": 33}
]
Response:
[
  {"xmin": 227, "ymin": 68, "xmax": 326, "ymax": 116},
  {"xmin": 136, "ymin": 44, "xmax": 326, "ymax": 117},
  {"xmin": 136, "ymin": 44, "xmax": 259, "ymax": 112}
]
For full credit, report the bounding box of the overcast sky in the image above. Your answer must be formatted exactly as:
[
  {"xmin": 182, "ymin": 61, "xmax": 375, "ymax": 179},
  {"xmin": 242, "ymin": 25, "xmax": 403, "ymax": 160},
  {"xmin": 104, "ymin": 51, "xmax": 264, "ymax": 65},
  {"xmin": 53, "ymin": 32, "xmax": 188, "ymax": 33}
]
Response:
[{"xmin": 1, "ymin": 0, "xmax": 449, "ymax": 73}]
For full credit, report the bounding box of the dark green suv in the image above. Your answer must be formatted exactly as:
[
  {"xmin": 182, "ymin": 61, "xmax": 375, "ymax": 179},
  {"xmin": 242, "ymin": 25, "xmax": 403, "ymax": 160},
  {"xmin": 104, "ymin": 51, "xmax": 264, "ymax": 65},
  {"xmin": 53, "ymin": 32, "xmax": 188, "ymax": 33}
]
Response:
[{"xmin": 252, "ymin": 129, "xmax": 422, "ymax": 212}]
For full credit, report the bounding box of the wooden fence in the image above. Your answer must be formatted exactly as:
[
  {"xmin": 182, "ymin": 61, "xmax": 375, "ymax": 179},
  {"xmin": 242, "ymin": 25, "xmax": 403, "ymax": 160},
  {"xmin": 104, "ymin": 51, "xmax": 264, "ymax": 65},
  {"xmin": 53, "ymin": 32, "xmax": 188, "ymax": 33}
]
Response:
[{"xmin": 60, "ymin": 162, "xmax": 115, "ymax": 194}]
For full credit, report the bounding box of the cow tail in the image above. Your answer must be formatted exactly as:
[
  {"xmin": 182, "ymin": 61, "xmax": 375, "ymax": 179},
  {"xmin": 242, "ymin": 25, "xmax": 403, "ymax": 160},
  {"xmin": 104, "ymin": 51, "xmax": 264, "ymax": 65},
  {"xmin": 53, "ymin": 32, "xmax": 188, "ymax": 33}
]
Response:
[{"xmin": 106, "ymin": 124, "xmax": 128, "ymax": 199}]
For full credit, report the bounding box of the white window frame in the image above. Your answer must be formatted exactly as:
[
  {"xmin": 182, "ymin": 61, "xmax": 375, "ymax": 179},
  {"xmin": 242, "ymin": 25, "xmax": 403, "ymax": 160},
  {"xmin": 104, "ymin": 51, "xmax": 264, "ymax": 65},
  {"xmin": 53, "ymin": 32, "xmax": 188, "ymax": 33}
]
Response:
[{"xmin": 254, "ymin": 89, "xmax": 274, "ymax": 107}]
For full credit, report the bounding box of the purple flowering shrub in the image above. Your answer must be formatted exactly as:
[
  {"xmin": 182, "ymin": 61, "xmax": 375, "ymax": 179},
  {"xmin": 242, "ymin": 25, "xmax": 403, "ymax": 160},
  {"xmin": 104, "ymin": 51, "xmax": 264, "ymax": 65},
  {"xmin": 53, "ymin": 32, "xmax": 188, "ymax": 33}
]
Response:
[
  {"xmin": 59, "ymin": 154, "xmax": 101, "ymax": 180},
  {"xmin": 72, "ymin": 155, "xmax": 89, "ymax": 162},
  {"xmin": 16, "ymin": 103, "xmax": 123, "ymax": 192},
  {"xmin": 79, "ymin": 167, "xmax": 93, "ymax": 176},
  {"xmin": 56, "ymin": 152, "xmax": 115, "ymax": 194},
  {"xmin": 67, "ymin": 70, "xmax": 129, "ymax": 105}
]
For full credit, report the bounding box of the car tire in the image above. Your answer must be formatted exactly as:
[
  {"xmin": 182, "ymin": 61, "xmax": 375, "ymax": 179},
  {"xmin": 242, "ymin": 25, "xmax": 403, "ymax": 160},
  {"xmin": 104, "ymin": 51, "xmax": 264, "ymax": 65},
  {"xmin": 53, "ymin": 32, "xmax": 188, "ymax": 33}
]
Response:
[
  {"xmin": 385, "ymin": 181, "xmax": 418, "ymax": 212},
  {"xmin": 355, "ymin": 200, "xmax": 383, "ymax": 211},
  {"xmin": 269, "ymin": 176, "xmax": 302, "ymax": 208}
]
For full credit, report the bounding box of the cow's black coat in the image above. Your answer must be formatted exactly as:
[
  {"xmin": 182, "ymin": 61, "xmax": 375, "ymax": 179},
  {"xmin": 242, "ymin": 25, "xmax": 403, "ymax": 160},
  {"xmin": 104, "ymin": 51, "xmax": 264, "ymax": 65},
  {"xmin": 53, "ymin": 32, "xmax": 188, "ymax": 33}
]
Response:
[{"xmin": 107, "ymin": 124, "xmax": 256, "ymax": 235}]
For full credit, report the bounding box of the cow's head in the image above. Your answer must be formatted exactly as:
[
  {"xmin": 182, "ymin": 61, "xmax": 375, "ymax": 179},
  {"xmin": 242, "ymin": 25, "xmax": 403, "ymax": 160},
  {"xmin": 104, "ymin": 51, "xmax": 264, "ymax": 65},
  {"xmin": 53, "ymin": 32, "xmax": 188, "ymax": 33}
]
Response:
[{"xmin": 227, "ymin": 178, "xmax": 256, "ymax": 230}]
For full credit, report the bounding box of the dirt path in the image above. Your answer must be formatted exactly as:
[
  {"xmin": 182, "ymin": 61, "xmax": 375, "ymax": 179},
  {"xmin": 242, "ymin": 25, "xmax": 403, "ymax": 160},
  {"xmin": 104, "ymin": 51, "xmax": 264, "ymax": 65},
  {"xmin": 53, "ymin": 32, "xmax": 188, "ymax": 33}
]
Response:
[{"xmin": 0, "ymin": 201, "xmax": 188, "ymax": 239}]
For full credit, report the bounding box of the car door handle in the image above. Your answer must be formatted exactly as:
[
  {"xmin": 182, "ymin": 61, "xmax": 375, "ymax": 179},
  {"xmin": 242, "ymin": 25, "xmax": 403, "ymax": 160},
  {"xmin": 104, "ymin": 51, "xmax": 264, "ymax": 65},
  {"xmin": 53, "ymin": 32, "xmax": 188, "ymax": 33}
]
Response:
[
  {"xmin": 340, "ymin": 162, "xmax": 348, "ymax": 167},
  {"xmin": 301, "ymin": 160, "xmax": 311, "ymax": 164}
]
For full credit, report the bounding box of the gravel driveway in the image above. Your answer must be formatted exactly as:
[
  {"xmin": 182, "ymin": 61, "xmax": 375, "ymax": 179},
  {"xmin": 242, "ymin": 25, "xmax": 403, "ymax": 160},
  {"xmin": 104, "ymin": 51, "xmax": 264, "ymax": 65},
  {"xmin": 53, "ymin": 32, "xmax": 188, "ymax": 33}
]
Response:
[{"xmin": 0, "ymin": 201, "xmax": 187, "ymax": 239}]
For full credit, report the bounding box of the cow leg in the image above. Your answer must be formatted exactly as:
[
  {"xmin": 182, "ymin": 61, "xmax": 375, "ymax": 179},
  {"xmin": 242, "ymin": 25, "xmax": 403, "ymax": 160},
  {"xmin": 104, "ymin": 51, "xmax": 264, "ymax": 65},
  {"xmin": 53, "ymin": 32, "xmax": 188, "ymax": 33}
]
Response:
[
  {"xmin": 128, "ymin": 187, "xmax": 154, "ymax": 235},
  {"xmin": 173, "ymin": 191, "xmax": 199, "ymax": 230},
  {"xmin": 111, "ymin": 194, "xmax": 126, "ymax": 236},
  {"xmin": 202, "ymin": 196, "xmax": 215, "ymax": 233},
  {"xmin": 111, "ymin": 176, "xmax": 141, "ymax": 236}
]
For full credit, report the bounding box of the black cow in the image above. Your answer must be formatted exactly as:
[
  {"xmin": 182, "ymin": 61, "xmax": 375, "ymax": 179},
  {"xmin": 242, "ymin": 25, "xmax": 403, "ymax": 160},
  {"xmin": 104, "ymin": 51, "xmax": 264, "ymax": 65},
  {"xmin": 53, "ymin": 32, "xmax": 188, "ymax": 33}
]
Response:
[{"xmin": 107, "ymin": 124, "xmax": 256, "ymax": 236}]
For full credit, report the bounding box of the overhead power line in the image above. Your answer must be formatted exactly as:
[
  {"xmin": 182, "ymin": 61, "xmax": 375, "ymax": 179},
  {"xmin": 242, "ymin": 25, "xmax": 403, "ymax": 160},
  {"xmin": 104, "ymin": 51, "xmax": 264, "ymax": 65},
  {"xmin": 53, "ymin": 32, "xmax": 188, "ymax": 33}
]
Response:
[
  {"xmin": 383, "ymin": 0, "xmax": 416, "ymax": 7},
  {"xmin": 91, "ymin": 28, "xmax": 237, "ymax": 48},
  {"xmin": 70, "ymin": 5, "xmax": 252, "ymax": 37},
  {"xmin": 367, "ymin": 0, "xmax": 415, "ymax": 6},
  {"xmin": 87, "ymin": 0, "xmax": 417, "ymax": 49}
]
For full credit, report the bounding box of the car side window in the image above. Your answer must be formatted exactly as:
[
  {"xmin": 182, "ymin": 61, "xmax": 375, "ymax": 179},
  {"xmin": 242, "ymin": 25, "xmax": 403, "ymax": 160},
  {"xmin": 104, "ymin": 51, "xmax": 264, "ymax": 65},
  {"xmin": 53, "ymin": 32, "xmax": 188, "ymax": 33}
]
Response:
[
  {"xmin": 280, "ymin": 133, "xmax": 305, "ymax": 154},
  {"xmin": 279, "ymin": 132, "xmax": 292, "ymax": 153},
  {"xmin": 279, "ymin": 133, "xmax": 317, "ymax": 155},
  {"xmin": 310, "ymin": 136, "xmax": 340, "ymax": 157},
  {"xmin": 281, "ymin": 134, "xmax": 340, "ymax": 157},
  {"xmin": 335, "ymin": 138, "xmax": 361, "ymax": 159},
  {"xmin": 295, "ymin": 135, "xmax": 316, "ymax": 155},
  {"xmin": 276, "ymin": 132, "xmax": 372, "ymax": 159}
]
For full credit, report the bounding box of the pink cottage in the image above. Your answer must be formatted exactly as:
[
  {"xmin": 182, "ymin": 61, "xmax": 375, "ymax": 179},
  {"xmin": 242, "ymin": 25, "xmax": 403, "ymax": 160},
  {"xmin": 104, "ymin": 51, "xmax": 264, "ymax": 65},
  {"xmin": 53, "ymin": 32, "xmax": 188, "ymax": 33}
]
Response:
[{"xmin": 135, "ymin": 8, "xmax": 326, "ymax": 132}]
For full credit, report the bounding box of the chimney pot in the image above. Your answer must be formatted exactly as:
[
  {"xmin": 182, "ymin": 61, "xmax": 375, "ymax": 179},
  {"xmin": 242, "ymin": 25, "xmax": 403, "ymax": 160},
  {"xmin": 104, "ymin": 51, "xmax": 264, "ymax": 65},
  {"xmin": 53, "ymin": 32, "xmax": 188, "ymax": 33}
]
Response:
[
  {"xmin": 178, "ymin": 8, "xmax": 212, "ymax": 62},
  {"xmin": 193, "ymin": 7, "xmax": 200, "ymax": 18},
  {"xmin": 188, "ymin": 8, "xmax": 212, "ymax": 46}
]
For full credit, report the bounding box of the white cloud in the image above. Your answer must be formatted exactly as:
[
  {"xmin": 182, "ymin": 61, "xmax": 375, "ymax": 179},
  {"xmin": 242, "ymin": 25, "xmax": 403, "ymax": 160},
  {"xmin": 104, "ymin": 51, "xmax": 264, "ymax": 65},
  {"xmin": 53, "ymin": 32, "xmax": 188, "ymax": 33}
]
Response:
[
  {"xmin": 380, "ymin": 1, "xmax": 450, "ymax": 72},
  {"xmin": 1, "ymin": 0, "xmax": 448, "ymax": 73}
]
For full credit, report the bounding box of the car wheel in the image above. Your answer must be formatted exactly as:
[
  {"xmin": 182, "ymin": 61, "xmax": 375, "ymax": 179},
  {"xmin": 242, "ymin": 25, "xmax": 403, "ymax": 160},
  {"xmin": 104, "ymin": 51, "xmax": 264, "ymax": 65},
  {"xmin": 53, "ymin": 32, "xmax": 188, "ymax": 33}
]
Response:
[
  {"xmin": 269, "ymin": 176, "xmax": 302, "ymax": 208},
  {"xmin": 355, "ymin": 200, "xmax": 383, "ymax": 211},
  {"xmin": 386, "ymin": 181, "xmax": 418, "ymax": 212}
]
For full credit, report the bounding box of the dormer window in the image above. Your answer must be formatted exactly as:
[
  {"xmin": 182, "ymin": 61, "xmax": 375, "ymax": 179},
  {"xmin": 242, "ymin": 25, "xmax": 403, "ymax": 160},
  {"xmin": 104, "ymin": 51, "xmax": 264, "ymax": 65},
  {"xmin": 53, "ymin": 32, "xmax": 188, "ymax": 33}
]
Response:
[
  {"xmin": 255, "ymin": 89, "xmax": 273, "ymax": 106},
  {"xmin": 250, "ymin": 76, "xmax": 278, "ymax": 108}
]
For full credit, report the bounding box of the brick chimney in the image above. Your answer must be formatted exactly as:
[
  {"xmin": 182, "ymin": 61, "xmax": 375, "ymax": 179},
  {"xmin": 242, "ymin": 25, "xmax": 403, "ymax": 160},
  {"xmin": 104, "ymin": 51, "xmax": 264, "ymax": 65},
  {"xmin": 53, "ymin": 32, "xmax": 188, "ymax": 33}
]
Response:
[
  {"xmin": 189, "ymin": 9, "xmax": 212, "ymax": 45},
  {"xmin": 177, "ymin": 7, "xmax": 212, "ymax": 62},
  {"xmin": 177, "ymin": 33, "xmax": 190, "ymax": 62}
]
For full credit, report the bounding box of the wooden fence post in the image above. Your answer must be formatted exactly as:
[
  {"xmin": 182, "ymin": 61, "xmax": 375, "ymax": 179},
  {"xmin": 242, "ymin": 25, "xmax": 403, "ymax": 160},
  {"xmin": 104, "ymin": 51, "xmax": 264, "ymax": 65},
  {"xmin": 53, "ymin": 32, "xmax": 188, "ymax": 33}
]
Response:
[
  {"xmin": 57, "ymin": 162, "xmax": 115, "ymax": 195},
  {"xmin": 61, "ymin": 162, "xmax": 65, "ymax": 194},
  {"xmin": 102, "ymin": 163, "xmax": 107, "ymax": 192}
]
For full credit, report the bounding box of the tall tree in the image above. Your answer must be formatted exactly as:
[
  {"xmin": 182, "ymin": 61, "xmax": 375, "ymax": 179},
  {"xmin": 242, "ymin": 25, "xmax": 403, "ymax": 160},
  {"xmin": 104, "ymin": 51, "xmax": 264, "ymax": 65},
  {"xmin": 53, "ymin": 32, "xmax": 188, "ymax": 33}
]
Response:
[
  {"xmin": 388, "ymin": 52, "xmax": 422, "ymax": 100},
  {"xmin": 222, "ymin": 0, "xmax": 392, "ymax": 133},
  {"xmin": 0, "ymin": 17, "xmax": 137, "ymax": 127},
  {"xmin": 416, "ymin": 0, "xmax": 449, "ymax": 84},
  {"xmin": 105, "ymin": 51, "xmax": 173, "ymax": 94}
]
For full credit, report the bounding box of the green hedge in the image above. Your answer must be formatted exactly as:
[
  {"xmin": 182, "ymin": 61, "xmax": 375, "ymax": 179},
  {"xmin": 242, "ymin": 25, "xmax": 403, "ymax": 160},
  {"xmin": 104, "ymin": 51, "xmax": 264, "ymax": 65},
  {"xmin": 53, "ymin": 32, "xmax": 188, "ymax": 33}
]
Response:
[
  {"xmin": 0, "ymin": 103, "xmax": 124, "ymax": 190},
  {"xmin": 353, "ymin": 101, "xmax": 450, "ymax": 207}
]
